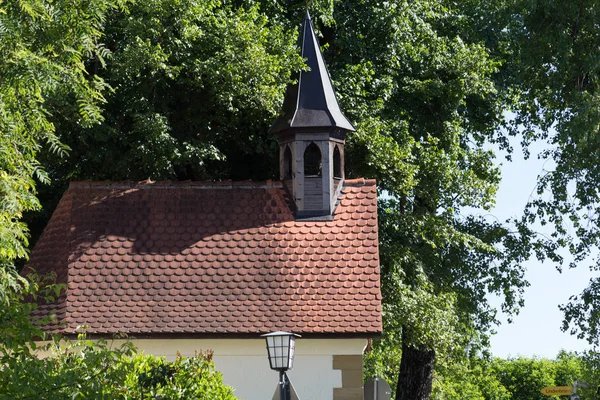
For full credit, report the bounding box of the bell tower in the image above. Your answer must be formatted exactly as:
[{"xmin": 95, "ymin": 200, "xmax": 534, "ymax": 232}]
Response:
[{"xmin": 270, "ymin": 11, "xmax": 355, "ymax": 218}]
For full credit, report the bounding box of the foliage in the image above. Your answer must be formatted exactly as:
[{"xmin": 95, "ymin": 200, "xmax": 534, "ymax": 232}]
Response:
[
  {"xmin": 5, "ymin": 0, "xmax": 600, "ymax": 397},
  {"xmin": 10, "ymin": 0, "xmax": 537, "ymax": 397},
  {"xmin": 0, "ymin": 0, "xmax": 130, "ymax": 284},
  {"xmin": 0, "ymin": 272, "xmax": 131, "ymax": 400},
  {"xmin": 327, "ymin": 3, "xmax": 531, "ymax": 396},
  {"xmin": 432, "ymin": 357, "xmax": 510, "ymax": 400},
  {"xmin": 580, "ymin": 350, "xmax": 600, "ymax": 394},
  {"xmin": 489, "ymin": 351, "xmax": 598, "ymax": 400},
  {"xmin": 492, "ymin": 0, "xmax": 600, "ymax": 347},
  {"xmin": 121, "ymin": 352, "xmax": 237, "ymax": 400},
  {"xmin": 0, "ymin": 335, "xmax": 135, "ymax": 400},
  {"xmin": 364, "ymin": 325, "xmax": 403, "ymax": 390},
  {"xmin": 429, "ymin": 352, "xmax": 596, "ymax": 400},
  {"xmin": 380, "ymin": 266, "xmax": 465, "ymax": 361},
  {"xmin": 17, "ymin": 2, "xmax": 533, "ymax": 386},
  {"xmin": 492, "ymin": 357, "xmax": 560, "ymax": 400},
  {"xmin": 0, "ymin": 333, "xmax": 235, "ymax": 400},
  {"xmin": 44, "ymin": 0, "xmax": 303, "ymax": 183},
  {"xmin": 0, "ymin": 273, "xmax": 58, "ymax": 359}
]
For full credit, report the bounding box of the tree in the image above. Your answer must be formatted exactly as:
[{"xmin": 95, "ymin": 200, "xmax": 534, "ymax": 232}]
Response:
[
  {"xmin": 0, "ymin": 2, "xmax": 242, "ymax": 398},
  {"xmin": 498, "ymin": 0, "xmax": 600, "ymax": 349},
  {"xmin": 428, "ymin": 351, "xmax": 596, "ymax": 400},
  {"xmin": 23, "ymin": 0, "xmax": 535, "ymax": 399},
  {"xmin": 41, "ymin": 0, "xmax": 303, "ymax": 183},
  {"xmin": 0, "ymin": 0, "xmax": 131, "ymax": 291},
  {"xmin": 25, "ymin": 0, "xmax": 305, "ymax": 241},
  {"xmin": 431, "ymin": 356, "xmax": 511, "ymax": 400},
  {"xmin": 321, "ymin": 1, "xmax": 530, "ymax": 398},
  {"xmin": 17, "ymin": 0, "xmax": 600, "ymax": 398},
  {"xmin": 493, "ymin": 357, "xmax": 559, "ymax": 400}
]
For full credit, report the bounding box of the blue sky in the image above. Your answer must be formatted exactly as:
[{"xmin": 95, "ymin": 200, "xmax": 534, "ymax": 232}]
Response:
[{"xmin": 486, "ymin": 139, "xmax": 594, "ymax": 358}]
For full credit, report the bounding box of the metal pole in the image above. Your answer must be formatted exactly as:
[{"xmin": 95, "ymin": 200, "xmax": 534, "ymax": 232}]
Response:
[
  {"xmin": 284, "ymin": 372, "xmax": 291, "ymax": 400},
  {"xmin": 279, "ymin": 371, "xmax": 285, "ymax": 400}
]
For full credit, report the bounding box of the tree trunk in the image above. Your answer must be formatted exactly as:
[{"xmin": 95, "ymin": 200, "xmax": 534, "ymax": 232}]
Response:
[{"xmin": 395, "ymin": 330, "xmax": 436, "ymax": 400}]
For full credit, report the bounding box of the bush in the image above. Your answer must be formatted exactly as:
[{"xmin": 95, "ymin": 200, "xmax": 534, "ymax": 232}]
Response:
[{"xmin": 121, "ymin": 351, "xmax": 237, "ymax": 400}]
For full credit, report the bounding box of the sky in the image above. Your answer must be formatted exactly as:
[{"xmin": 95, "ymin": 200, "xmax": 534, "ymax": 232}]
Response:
[{"xmin": 486, "ymin": 140, "xmax": 595, "ymax": 359}]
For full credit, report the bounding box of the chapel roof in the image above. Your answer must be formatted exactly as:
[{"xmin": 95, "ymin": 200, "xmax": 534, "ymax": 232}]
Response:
[{"xmin": 26, "ymin": 178, "xmax": 381, "ymax": 337}]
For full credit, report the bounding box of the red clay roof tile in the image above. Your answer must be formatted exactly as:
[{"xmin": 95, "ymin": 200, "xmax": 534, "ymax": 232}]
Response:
[{"xmin": 26, "ymin": 179, "xmax": 381, "ymax": 336}]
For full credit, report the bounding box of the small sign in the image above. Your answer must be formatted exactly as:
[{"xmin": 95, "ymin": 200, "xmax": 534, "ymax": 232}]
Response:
[
  {"xmin": 364, "ymin": 377, "xmax": 392, "ymax": 400},
  {"xmin": 541, "ymin": 386, "xmax": 573, "ymax": 396},
  {"xmin": 272, "ymin": 380, "xmax": 300, "ymax": 400}
]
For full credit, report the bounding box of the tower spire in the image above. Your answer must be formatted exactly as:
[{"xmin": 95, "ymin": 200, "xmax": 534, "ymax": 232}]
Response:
[{"xmin": 270, "ymin": 11, "xmax": 354, "ymax": 134}]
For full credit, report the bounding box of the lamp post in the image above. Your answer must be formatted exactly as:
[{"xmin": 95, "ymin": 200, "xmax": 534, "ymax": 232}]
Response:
[{"xmin": 261, "ymin": 331, "xmax": 301, "ymax": 400}]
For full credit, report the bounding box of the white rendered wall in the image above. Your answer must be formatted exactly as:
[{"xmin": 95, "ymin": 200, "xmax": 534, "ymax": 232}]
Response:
[{"xmin": 129, "ymin": 338, "xmax": 366, "ymax": 400}]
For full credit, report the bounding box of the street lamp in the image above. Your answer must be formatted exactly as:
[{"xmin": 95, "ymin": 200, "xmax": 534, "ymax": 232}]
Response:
[{"xmin": 261, "ymin": 331, "xmax": 301, "ymax": 400}]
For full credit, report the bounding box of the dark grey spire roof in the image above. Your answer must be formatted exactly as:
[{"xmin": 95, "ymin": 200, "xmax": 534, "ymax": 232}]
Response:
[{"xmin": 270, "ymin": 11, "xmax": 355, "ymax": 134}]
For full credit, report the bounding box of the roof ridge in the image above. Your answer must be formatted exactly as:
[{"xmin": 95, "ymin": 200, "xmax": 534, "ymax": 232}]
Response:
[
  {"xmin": 68, "ymin": 179, "xmax": 284, "ymax": 190},
  {"xmin": 344, "ymin": 178, "xmax": 376, "ymax": 187}
]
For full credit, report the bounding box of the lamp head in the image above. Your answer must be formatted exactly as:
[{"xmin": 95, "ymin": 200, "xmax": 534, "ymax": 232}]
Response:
[{"xmin": 261, "ymin": 331, "xmax": 301, "ymax": 371}]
